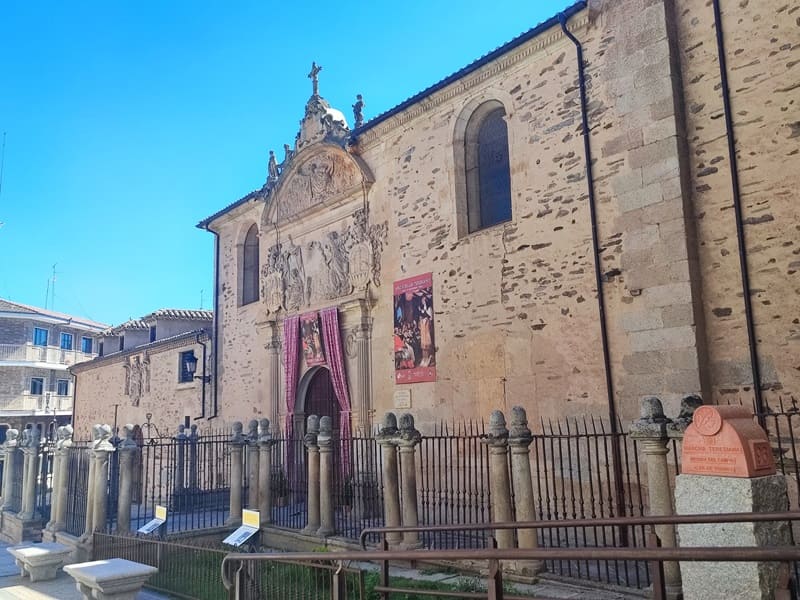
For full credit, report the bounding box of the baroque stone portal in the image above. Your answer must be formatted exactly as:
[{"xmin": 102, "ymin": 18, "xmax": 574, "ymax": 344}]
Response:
[{"xmin": 260, "ymin": 208, "xmax": 387, "ymax": 317}]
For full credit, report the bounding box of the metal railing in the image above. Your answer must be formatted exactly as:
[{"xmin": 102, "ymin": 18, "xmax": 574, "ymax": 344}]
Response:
[
  {"xmin": 64, "ymin": 443, "xmax": 92, "ymax": 536},
  {"xmin": 0, "ymin": 343, "xmax": 96, "ymax": 366},
  {"xmin": 222, "ymin": 511, "xmax": 800, "ymax": 600}
]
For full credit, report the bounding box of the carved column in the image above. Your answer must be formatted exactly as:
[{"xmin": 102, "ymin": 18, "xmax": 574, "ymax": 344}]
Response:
[
  {"xmin": 19, "ymin": 426, "xmax": 42, "ymax": 520},
  {"xmin": 116, "ymin": 425, "xmax": 137, "ymax": 534},
  {"xmin": 317, "ymin": 416, "xmax": 335, "ymax": 537},
  {"xmin": 47, "ymin": 425, "xmax": 74, "ymax": 535},
  {"xmin": 265, "ymin": 325, "xmax": 282, "ymax": 430},
  {"xmin": 0, "ymin": 429, "xmax": 19, "ymax": 512},
  {"xmin": 257, "ymin": 419, "xmax": 274, "ymax": 525},
  {"xmin": 398, "ymin": 414, "xmax": 422, "ymax": 549},
  {"xmin": 303, "ymin": 416, "xmax": 321, "ymax": 535},
  {"xmin": 246, "ymin": 420, "xmax": 259, "ymax": 509},
  {"xmin": 630, "ymin": 397, "xmax": 682, "ymax": 600},
  {"xmin": 80, "ymin": 430, "xmax": 99, "ymax": 541},
  {"xmin": 226, "ymin": 422, "xmax": 246, "ymax": 526},
  {"xmin": 484, "ymin": 411, "xmax": 514, "ymax": 549},
  {"xmin": 92, "ymin": 427, "xmax": 116, "ymax": 534},
  {"xmin": 377, "ymin": 414, "xmax": 402, "ymax": 547}
]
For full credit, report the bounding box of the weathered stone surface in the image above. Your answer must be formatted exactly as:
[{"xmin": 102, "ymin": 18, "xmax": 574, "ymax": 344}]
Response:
[{"xmin": 675, "ymin": 474, "xmax": 791, "ymax": 600}]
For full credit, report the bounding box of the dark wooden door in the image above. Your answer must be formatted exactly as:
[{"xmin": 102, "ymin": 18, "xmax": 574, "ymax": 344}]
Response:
[{"xmin": 304, "ymin": 367, "xmax": 340, "ymax": 435}]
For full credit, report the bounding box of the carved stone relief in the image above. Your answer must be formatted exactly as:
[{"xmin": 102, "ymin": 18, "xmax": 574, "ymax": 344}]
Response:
[
  {"xmin": 260, "ymin": 208, "xmax": 388, "ymax": 317},
  {"xmin": 123, "ymin": 352, "xmax": 150, "ymax": 407},
  {"xmin": 277, "ymin": 150, "xmax": 362, "ymax": 222}
]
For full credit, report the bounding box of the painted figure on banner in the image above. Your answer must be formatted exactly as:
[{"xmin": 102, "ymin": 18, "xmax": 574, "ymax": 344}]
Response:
[
  {"xmin": 393, "ymin": 272, "xmax": 436, "ymax": 384},
  {"xmin": 300, "ymin": 312, "xmax": 326, "ymax": 366}
]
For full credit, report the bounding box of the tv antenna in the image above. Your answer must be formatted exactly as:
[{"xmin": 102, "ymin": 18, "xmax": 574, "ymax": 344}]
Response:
[{"xmin": 44, "ymin": 263, "xmax": 59, "ymax": 310}]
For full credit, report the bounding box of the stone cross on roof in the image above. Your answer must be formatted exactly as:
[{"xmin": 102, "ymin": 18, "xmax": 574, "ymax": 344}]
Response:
[{"xmin": 308, "ymin": 61, "xmax": 322, "ymax": 96}]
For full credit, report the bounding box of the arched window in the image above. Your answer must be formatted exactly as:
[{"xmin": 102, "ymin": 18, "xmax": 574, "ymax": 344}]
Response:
[
  {"xmin": 464, "ymin": 101, "xmax": 512, "ymax": 233},
  {"xmin": 241, "ymin": 224, "xmax": 259, "ymax": 305}
]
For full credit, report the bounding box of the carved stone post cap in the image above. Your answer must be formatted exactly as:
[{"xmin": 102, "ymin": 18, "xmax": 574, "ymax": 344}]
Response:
[
  {"xmin": 306, "ymin": 415, "xmax": 320, "ymax": 435},
  {"xmin": 509, "ymin": 406, "xmax": 532, "ymax": 442},
  {"xmin": 318, "ymin": 416, "xmax": 333, "ymax": 447},
  {"xmin": 486, "ymin": 410, "xmax": 509, "ymax": 441},
  {"xmin": 630, "ymin": 396, "xmax": 671, "ymax": 440},
  {"xmin": 175, "ymin": 424, "xmax": 188, "ymax": 441},
  {"xmin": 119, "ymin": 424, "xmax": 138, "ymax": 450},
  {"xmin": 4, "ymin": 429, "xmax": 19, "ymax": 449},
  {"xmin": 230, "ymin": 422, "xmax": 246, "ymax": 445},
  {"xmin": 189, "ymin": 424, "xmax": 199, "ymax": 440},
  {"xmin": 667, "ymin": 394, "xmax": 704, "ymax": 437},
  {"xmin": 377, "ymin": 412, "xmax": 398, "ymax": 441},
  {"xmin": 247, "ymin": 420, "xmax": 259, "ymax": 443},
  {"xmin": 258, "ymin": 418, "xmax": 273, "ymax": 444},
  {"xmin": 398, "ymin": 413, "xmax": 421, "ymax": 446}
]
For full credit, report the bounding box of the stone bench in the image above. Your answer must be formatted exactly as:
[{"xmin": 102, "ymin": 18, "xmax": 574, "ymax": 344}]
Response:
[
  {"xmin": 64, "ymin": 558, "xmax": 158, "ymax": 600},
  {"xmin": 6, "ymin": 542, "xmax": 72, "ymax": 582}
]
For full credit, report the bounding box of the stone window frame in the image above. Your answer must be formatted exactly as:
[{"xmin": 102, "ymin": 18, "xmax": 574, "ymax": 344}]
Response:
[
  {"xmin": 178, "ymin": 350, "xmax": 195, "ymax": 384},
  {"xmin": 80, "ymin": 336, "xmax": 93, "ymax": 354},
  {"xmin": 238, "ymin": 222, "xmax": 260, "ymax": 307},
  {"xmin": 452, "ymin": 92, "xmax": 517, "ymax": 239},
  {"xmin": 56, "ymin": 378, "xmax": 69, "ymax": 396}
]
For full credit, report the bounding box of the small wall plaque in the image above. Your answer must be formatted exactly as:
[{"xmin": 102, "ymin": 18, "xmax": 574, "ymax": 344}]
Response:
[{"xmin": 393, "ymin": 389, "xmax": 412, "ymax": 409}]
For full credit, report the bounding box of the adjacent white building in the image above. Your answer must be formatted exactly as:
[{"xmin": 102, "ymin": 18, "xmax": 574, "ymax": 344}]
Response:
[{"xmin": 0, "ymin": 298, "xmax": 107, "ymax": 437}]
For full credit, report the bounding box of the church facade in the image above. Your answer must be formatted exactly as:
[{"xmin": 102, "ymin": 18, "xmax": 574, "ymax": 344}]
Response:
[{"xmin": 198, "ymin": 0, "xmax": 798, "ymax": 437}]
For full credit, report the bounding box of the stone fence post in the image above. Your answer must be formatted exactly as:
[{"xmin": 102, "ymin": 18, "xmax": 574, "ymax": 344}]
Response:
[
  {"xmin": 484, "ymin": 410, "xmax": 514, "ymax": 549},
  {"xmin": 173, "ymin": 425, "xmax": 188, "ymax": 506},
  {"xmin": 188, "ymin": 424, "xmax": 199, "ymax": 490},
  {"xmin": 0, "ymin": 429, "xmax": 20, "ymax": 512},
  {"xmin": 45, "ymin": 425, "xmax": 74, "ymax": 537},
  {"xmin": 377, "ymin": 413, "xmax": 402, "ymax": 547},
  {"xmin": 257, "ymin": 419, "xmax": 275, "ymax": 525},
  {"xmin": 226, "ymin": 422, "xmax": 246, "ymax": 526},
  {"xmin": 630, "ymin": 397, "xmax": 682, "ymax": 599},
  {"xmin": 508, "ymin": 407, "xmax": 543, "ymax": 574},
  {"xmin": 303, "ymin": 416, "xmax": 321, "ymax": 535},
  {"xmin": 246, "ymin": 420, "xmax": 260, "ymax": 509},
  {"xmin": 116, "ymin": 424, "xmax": 138, "ymax": 534},
  {"xmin": 317, "ymin": 416, "xmax": 335, "ymax": 537},
  {"xmin": 398, "ymin": 413, "xmax": 422, "ymax": 549},
  {"xmin": 91, "ymin": 425, "xmax": 116, "ymax": 535},
  {"xmin": 19, "ymin": 425, "xmax": 42, "ymax": 521}
]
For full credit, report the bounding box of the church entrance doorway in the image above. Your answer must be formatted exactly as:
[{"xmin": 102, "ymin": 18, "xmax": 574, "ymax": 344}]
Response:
[{"xmin": 302, "ymin": 367, "xmax": 340, "ymax": 436}]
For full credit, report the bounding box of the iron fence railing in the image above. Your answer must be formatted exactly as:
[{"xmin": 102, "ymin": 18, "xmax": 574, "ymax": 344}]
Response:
[
  {"xmin": 64, "ymin": 443, "xmax": 92, "ymax": 536},
  {"xmin": 34, "ymin": 441, "xmax": 55, "ymax": 523},
  {"xmin": 7, "ymin": 449, "xmax": 24, "ymax": 513}
]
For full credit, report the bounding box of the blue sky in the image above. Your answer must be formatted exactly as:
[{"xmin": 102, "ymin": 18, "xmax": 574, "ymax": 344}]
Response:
[{"xmin": 0, "ymin": 0, "xmax": 574, "ymax": 326}]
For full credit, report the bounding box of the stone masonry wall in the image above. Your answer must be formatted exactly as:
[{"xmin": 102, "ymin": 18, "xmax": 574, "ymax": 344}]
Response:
[
  {"xmin": 72, "ymin": 337, "xmax": 207, "ymax": 439},
  {"xmin": 674, "ymin": 0, "xmax": 800, "ymax": 401}
]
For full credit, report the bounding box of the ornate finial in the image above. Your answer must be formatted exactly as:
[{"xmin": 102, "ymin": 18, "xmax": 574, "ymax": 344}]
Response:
[
  {"xmin": 248, "ymin": 419, "xmax": 259, "ymax": 442},
  {"xmin": 231, "ymin": 421, "xmax": 246, "ymax": 444},
  {"xmin": 398, "ymin": 413, "xmax": 421, "ymax": 445},
  {"xmin": 352, "ymin": 94, "xmax": 364, "ymax": 129},
  {"xmin": 258, "ymin": 418, "xmax": 272, "ymax": 444},
  {"xmin": 120, "ymin": 424, "xmax": 137, "ymax": 449},
  {"xmin": 509, "ymin": 406, "xmax": 532, "ymax": 441},
  {"xmin": 308, "ymin": 61, "xmax": 322, "ymax": 96},
  {"xmin": 282, "ymin": 143, "xmax": 294, "ymax": 164}
]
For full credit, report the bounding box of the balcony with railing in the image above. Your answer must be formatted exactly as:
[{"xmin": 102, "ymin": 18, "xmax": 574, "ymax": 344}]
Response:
[
  {"xmin": 0, "ymin": 392, "xmax": 73, "ymax": 414},
  {"xmin": 0, "ymin": 343, "xmax": 97, "ymax": 368}
]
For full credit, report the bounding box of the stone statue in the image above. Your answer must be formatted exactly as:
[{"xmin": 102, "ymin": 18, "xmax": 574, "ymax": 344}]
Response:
[
  {"xmin": 262, "ymin": 245, "xmax": 285, "ymax": 314},
  {"xmin": 283, "ymin": 143, "xmax": 294, "ymax": 164},
  {"xmin": 308, "ymin": 61, "xmax": 322, "ymax": 96},
  {"xmin": 352, "ymin": 94, "xmax": 364, "ymax": 128},
  {"xmin": 95, "ymin": 424, "xmax": 115, "ymax": 451},
  {"xmin": 268, "ymin": 150, "xmax": 279, "ymax": 180}
]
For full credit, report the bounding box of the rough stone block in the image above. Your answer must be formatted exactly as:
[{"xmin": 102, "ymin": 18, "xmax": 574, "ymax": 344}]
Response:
[
  {"xmin": 7, "ymin": 542, "xmax": 72, "ymax": 582},
  {"xmin": 619, "ymin": 182, "xmax": 663, "ymax": 213},
  {"xmin": 675, "ymin": 474, "xmax": 791, "ymax": 600},
  {"xmin": 629, "ymin": 325, "xmax": 696, "ymax": 352},
  {"xmin": 641, "ymin": 283, "xmax": 693, "ymax": 308},
  {"xmin": 64, "ymin": 558, "xmax": 158, "ymax": 600}
]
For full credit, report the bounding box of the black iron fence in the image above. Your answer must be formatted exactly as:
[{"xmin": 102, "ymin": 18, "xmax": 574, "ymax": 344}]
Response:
[
  {"xmin": 34, "ymin": 441, "xmax": 55, "ymax": 522},
  {"xmin": 64, "ymin": 443, "xmax": 92, "ymax": 536},
  {"xmin": 7, "ymin": 449, "xmax": 24, "ymax": 513}
]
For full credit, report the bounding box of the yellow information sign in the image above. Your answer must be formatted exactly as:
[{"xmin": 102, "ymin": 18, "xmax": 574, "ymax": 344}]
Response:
[
  {"xmin": 242, "ymin": 509, "xmax": 260, "ymax": 528},
  {"xmin": 155, "ymin": 505, "xmax": 167, "ymax": 521}
]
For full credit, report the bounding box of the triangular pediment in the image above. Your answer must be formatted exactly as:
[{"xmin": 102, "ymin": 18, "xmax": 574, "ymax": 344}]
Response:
[{"xmin": 264, "ymin": 144, "xmax": 373, "ymax": 225}]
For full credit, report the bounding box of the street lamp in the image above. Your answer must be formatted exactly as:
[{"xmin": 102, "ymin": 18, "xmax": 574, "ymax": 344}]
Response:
[{"xmin": 185, "ymin": 353, "xmax": 210, "ymax": 383}]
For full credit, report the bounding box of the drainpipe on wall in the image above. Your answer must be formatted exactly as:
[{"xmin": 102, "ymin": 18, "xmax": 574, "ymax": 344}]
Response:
[
  {"xmin": 711, "ymin": 0, "xmax": 765, "ymax": 426},
  {"xmin": 560, "ymin": 11, "xmax": 628, "ymax": 536},
  {"xmin": 203, "ymin": 225, "xmax": 221, "ymax": 420},
  {"xmin": 194, "ymin": 333, "xmax": 208, "ymax": 420}
]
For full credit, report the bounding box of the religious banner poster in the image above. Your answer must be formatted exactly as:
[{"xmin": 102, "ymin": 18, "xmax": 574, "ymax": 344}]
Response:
[
  {"xmin": 300, "ymin": 312, "xmax": 326, "ymax": 366},
  {"xmin": 393, "ymin": 272, "xmax": 436, "ymax": 384}
]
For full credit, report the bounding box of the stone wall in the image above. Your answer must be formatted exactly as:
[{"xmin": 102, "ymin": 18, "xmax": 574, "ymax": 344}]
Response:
[
  {"xmin": 673, "ymin": 0, "xmax": 800, "ymax": 401},
  {"xmin": 206, "ymin": 0, "xmax": 798, "ymax": 434},
  {"xmin": 72, "ymin": 335, "xmax": 208, "ymax": 438}
]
